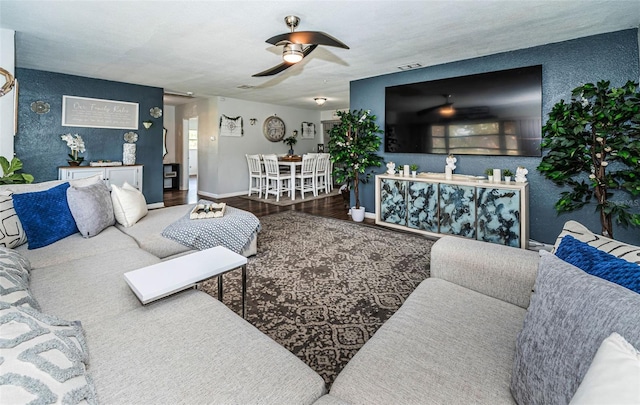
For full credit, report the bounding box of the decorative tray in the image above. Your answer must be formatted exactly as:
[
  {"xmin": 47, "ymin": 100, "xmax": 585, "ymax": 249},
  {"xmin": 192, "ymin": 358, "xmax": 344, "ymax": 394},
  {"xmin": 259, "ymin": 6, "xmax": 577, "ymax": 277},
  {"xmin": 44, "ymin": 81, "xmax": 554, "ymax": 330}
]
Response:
[
  {"xmin": 189, "ymin": 202, "xmax": 226, "ymax": 219},
  {"xmin": 90, "ymin": 161, "xmax": 123, "ymax": 167}
]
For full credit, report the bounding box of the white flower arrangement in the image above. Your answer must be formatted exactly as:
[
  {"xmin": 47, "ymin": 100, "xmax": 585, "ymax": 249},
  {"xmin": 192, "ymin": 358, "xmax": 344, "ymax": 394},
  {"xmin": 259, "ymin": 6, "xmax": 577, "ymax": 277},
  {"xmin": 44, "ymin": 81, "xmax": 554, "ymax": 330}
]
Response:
[{"xmin": 61, "ymin": 133, "xmax": 85, "ymax": 162}]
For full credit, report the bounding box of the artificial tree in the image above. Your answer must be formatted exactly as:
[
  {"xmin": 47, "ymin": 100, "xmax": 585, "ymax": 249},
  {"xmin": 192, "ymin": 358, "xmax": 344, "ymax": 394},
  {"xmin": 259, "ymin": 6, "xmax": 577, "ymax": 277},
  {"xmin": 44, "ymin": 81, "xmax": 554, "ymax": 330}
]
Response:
[
  {"xmin": 537, "ymin": 80, "xmax": 640, "ymax": 238},
  {"xmin": 328, "ymin": 109, "xmax": 384, "ymax": 210}
]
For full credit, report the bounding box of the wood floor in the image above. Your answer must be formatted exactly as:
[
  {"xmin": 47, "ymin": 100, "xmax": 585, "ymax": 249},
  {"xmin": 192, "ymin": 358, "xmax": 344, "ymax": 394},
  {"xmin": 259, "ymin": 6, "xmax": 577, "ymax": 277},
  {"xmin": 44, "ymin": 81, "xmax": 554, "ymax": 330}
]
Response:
[{"xmin": 163, "ymin": 180, "xmax": 376, "ymax": 224}]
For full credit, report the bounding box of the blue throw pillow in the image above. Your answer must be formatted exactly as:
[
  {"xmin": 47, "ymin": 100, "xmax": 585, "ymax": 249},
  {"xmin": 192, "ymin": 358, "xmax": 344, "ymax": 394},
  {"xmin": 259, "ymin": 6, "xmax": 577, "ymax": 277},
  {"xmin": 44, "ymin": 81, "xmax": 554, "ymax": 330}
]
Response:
[
  {"xmin": 12, "ymin": 183, "xmax": 79, "ymax": 249},
  {"xmin": 555, "ymin": 235, "xmax": 640, "ymax": 294}
]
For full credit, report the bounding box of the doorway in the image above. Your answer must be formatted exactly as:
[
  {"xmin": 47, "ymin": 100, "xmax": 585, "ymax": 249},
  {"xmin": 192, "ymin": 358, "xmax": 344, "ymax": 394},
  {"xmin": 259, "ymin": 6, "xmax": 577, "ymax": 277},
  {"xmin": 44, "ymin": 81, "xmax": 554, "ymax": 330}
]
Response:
[{"xmin": 182, "ymin": 117, "xmax": 198, "ymax": 203}]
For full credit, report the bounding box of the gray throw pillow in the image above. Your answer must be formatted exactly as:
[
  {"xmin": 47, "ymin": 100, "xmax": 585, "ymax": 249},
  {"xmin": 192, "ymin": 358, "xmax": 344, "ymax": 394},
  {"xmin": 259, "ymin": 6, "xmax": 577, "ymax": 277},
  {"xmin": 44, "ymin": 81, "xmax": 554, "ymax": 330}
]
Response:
[
  {"xmin": 66, "ymin": 182, "xmax": 115, "ymax": 238},
  {"xmin": 510, "ymin": 251, "xmax": 640, "ymax": 405}
]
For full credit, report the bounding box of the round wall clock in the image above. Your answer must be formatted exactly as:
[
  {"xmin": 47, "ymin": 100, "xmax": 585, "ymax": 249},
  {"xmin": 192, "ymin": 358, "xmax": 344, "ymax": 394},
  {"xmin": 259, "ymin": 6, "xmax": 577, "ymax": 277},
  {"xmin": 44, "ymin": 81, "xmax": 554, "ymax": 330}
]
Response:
[{"xmin": 263, "ymin": 115, "xmax": 286, "ymax": 142}]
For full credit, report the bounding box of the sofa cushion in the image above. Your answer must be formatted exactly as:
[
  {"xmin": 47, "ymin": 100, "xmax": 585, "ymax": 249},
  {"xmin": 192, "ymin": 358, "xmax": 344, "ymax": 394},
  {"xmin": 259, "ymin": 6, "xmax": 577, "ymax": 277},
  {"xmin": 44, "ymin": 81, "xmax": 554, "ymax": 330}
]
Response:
[
  {"xmin": 15, "ymin": 226, "xmax": 139, "ymax": 269},
  {"xmin": 12, "ymin": 183, "xmax": 78, "ymax": 249},
  {"xmin": 115, "ymin": 204, "xmax": 195, "ymax": 259},
  {"xmin": 111, "ymin": 182, "xmax": 147, "ymax": 227},
  {"xmin": 330, "ymin": 278, "xmax": 525, "ymax": 404},
  {"xmin": 0, "ymin": 192, "xmax": 27, "ymax": 248},
  {"xmin": 510, "ymin": 251, "xmax": 640, "ymax": 405},
  {"xmin": 556, "ymin": 235, "xmax": 640, "ymax": 293},
  {"xmin": 67, "ymin": 182, "xmax": 115, "ymax": 238},
  {"xmin": 569, "ymin": 332, "xmax": 640, "ymax": 405},
  {"xmin": 553, "ymin": 220, "xmax": 640, "ymax": 264},
  {"xmin": 0, "ymin": 302, "xmax": 97, "ymax": 404},
  {"xmin": 29, "ymin": 247, "xmax": 160, "ymax": 326},
  {"xmin": 86, "ymin": 290, "xmax": 326, "ymax": 405}
]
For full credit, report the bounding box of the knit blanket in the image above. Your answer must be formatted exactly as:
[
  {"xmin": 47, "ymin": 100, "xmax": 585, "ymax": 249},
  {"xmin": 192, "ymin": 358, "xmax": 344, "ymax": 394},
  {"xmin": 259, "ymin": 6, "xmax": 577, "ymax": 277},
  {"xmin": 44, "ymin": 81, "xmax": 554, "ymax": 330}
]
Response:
[{"xmin": 162, "ymin": 201, "xmax": 261, "ymax": 254}]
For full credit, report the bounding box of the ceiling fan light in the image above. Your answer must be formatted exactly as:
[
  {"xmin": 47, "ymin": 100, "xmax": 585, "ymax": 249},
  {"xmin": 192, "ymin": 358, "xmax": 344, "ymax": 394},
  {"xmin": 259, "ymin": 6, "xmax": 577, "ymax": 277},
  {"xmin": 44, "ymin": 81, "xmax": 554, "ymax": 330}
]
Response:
[
  {"xmin": 282, "ymin": 43, "xmax": 304, "ymax": 63},
  {"xmin": 314, "ymin": 97, "xmax": 327, "ymax": 106}
]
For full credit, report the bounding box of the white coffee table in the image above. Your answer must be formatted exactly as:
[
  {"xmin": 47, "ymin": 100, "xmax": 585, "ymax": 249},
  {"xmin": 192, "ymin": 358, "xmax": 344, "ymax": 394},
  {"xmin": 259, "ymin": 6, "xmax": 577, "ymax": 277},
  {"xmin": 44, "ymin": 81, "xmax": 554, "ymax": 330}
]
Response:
[{"xmin": 124, "ymin": 246, "xmax": 249, "ymax": 317}]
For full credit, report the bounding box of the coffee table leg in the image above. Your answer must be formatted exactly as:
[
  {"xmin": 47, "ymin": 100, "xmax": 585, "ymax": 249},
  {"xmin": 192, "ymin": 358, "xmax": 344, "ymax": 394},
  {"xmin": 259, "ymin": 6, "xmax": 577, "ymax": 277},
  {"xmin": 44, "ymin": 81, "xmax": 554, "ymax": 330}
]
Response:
[
  {"xmin": 218, "ymin": 274, "xmax": 223, "ymax": 303},
  {"xmin": 242, "ymin": 264, "xmax": 247, "ymax": 318}
]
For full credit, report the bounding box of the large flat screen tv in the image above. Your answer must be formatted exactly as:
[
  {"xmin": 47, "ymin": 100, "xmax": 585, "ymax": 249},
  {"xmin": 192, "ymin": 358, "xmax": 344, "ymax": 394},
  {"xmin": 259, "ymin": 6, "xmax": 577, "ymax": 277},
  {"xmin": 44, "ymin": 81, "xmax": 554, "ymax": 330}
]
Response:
[{"xmin": 385, "ymin": 65, "xmax": 542, "ymax": 156}]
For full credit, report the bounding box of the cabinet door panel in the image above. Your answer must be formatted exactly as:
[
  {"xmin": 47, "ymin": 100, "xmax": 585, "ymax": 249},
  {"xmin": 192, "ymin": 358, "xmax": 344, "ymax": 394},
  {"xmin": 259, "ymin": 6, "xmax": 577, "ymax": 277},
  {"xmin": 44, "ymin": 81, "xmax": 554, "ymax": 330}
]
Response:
[
  {"xmin": 477, "ymin": 187, "xmax": 521, "ymax": 247},
  {"xmin": 439, "ymin": 184, "xmax": 476, "ymax": 238},
  {"xmin": 61, "ymin": 168, "xmax": 103, "ymax": 181},
  {"xmin": 380, "ymin": 179, "xmax": 407, "ymax": 226},
  {"xmin": 106, "ymin": 167, "xmax": 140, "ymax": 189},
  {"xmin": 407, "ymin": 181, "xmax": 438, "ymax": 232}
]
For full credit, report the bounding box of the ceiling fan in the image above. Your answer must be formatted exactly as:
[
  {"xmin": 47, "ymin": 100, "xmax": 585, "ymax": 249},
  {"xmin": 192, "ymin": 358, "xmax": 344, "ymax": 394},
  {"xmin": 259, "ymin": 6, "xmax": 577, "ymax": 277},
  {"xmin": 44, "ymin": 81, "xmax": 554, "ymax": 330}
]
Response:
[
  {"xmin": 417, "ymin": 94, "xmax": 455, "ymax": 116},
  {"xmin": 252, "ymin": 15, "xmax": 349, "ymax": 77}
]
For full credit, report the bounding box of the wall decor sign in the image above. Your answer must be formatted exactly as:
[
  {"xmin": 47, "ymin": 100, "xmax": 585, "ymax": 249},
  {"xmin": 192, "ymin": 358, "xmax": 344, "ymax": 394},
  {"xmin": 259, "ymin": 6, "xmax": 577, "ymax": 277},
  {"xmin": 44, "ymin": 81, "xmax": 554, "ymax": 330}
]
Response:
[
  {"xmin": 301, "ymin": 122, "xmax": 315, "ymax": 139},
  {"xmin": 219, "ymin": 114, "xmax": 243, "ymax": 137},
  {"xmin": 62, "ymin": 95, "xmax": 139, "ymax": 129}
]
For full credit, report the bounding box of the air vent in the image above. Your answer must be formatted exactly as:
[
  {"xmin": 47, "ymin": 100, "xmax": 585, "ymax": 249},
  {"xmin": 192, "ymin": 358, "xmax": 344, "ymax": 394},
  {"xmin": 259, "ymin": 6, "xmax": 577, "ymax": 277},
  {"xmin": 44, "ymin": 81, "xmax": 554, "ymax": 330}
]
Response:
[
  {"xmin": 237, "ymin": 85, "xmax": 255, "ymax": 89},
  {"xmin": 397, "ymin": 63, "xmax": 423, "ymax": 71}
]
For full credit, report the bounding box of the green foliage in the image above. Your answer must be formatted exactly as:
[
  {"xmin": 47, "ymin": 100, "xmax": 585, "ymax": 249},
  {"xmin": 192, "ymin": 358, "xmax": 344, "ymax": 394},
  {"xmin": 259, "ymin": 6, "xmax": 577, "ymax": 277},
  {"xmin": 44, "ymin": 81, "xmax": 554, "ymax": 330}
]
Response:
[
  {"xmin": 485, "ymin": 168, "xmax": 494, "ymax": 176},
  {"xmin": 328, "ymin": 109, "xmax": 384, "ymax": 208},
  {"xmin": 410, "ymin": 164, "xmax": 419, "ymax": 172},
  {"xmin": 537, "ymin": 80, "xmax": 640, "ymax": 237},
  {"xmin": 503, "ymin": 169, "xmax": 514, "ymax": 177},
  {"xmin": 0, "ymin": 156, "xmax": 34, "ymax": 185}
]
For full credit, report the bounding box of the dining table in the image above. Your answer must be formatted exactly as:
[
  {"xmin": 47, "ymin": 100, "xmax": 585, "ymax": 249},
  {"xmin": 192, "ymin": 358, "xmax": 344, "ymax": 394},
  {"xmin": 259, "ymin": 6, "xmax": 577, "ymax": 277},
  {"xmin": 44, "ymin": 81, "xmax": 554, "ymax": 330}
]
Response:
[{"xmin": 277, "ymin": 156, "xmax": 302, "ymax": 201}]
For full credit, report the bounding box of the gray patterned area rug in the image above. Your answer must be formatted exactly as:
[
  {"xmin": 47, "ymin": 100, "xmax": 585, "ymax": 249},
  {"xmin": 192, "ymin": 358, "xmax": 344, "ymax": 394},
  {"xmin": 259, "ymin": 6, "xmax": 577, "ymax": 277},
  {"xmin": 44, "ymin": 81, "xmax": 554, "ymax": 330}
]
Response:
[{"xmin": 199, "ymin": 211, "xmax": 433, "ymax": 386}]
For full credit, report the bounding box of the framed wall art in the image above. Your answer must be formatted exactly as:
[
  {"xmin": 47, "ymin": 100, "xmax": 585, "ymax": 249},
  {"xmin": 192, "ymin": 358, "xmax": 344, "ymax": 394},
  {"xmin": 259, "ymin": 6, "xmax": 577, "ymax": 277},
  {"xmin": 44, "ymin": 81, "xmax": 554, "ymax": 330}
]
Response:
[
  {"xmin": 301, "ymin": 122, "xmax": 315, "ymax": 139},
  {"xmin": 219, "ymin": 114, "xmax": 243, "ymax": 137},
  {"xmin": 62, "ymin": 95, "xmax": 139, "ymax": 129}
]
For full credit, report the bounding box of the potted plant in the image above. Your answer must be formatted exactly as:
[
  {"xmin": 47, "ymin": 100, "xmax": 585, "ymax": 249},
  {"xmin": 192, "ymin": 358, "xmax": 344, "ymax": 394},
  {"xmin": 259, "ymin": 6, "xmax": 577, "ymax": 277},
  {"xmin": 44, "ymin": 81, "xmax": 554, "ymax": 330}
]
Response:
[
  {"xmin": 283, "ymin": 130, "xmax": 298, "ymax": 155},
  {"xmin": 328, "ymin": 109, "xmax": 384, "ymax": 222},
  {"xmin": 537, "ymin": 80, "xmax": 640, "ymax": 238},
  {"xmin": 61, "ymin": 133, "xmax": 86, "ymax": 166},
  {"xmin": 0, "ymin": 156, "xmax": 34, "ymax": 184},
  {"xmin": 410, "ymin": 164, "xmax": 419, "ymax": 177},
  {"xmin": 484, "ymin": 168, "xmax": 494, "ymax": 182},
  {"xmin": 503, "ymin": 169, "xmax": 514, "ymax": 182}
]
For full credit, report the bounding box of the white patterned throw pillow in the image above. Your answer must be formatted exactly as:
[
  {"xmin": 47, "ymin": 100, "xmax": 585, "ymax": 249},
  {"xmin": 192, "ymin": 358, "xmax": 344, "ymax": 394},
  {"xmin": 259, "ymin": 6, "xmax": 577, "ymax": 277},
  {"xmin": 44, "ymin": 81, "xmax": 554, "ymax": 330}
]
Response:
[
  {"xmin": 553, "ymin": 220, "xmax": 640, "ymax": 264},
  {"xmin": 0, "ymin": 303, "xmax": 97, "ymax": 404},
  {"xmin": 0, "ymin": 192, "xmax": 27, "ymax": 248}
]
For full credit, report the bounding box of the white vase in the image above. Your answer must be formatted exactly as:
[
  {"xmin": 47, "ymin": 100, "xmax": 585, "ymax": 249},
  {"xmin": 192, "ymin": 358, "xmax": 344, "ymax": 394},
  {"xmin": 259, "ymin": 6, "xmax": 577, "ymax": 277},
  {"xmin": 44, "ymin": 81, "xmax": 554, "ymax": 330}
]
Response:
[
  {"xmin": 351, "ymin": 206, "xmax": 366, "ymax": 222},
  {"xmin": 123, "ymin": 143, "xmax": 136, "ymax": 165},
  {"xmin": 504, "ymin": 176, "xmax": 512, "ymax": 183},
  {"xmin": 493, "ymin": 169, "xmax": 501, "ymax": 182},
  {"xmin": 411, "ymin": 171, "xmax": 417, "ymax": 177}
]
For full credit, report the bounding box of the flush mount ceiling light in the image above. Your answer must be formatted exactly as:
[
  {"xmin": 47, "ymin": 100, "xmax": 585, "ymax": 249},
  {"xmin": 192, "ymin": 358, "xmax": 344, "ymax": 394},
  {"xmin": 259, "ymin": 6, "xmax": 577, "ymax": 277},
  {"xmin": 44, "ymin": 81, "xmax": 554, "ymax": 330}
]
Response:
[
  {"xmin": 314, "ymin": 97, "xmax": 327, "ymax": 106},
  {"xmin": 282, "ymin": 43, "xmax": 304, "ymax": 63}
]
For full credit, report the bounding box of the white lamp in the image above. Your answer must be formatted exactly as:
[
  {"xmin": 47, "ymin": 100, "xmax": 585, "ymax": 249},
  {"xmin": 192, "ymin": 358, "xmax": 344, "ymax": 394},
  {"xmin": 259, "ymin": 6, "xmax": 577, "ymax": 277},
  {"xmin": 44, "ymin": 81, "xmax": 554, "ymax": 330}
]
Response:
[
  {"xmin": 314, "ymin": 97, "xmax": 327, "ymax": 106},
  {"xmin": 282, "ymin": 43, "xmax": 304, "ymax": 63}
]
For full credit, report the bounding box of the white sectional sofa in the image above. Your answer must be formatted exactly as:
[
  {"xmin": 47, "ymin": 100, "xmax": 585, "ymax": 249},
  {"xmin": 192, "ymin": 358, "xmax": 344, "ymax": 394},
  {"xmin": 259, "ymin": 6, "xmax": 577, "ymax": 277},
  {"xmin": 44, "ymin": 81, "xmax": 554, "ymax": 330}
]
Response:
[{"xmin": 2, "ymin": 179, "xmax": 639, "ymax": 404}]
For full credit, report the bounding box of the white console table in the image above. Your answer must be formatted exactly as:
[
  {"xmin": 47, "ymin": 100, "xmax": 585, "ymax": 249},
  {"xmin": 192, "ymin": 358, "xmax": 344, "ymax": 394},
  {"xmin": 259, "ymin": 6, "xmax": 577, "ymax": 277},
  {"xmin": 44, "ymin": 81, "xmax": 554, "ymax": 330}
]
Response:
[
  {"xmin": 375, "ymin": 173, "xmax": 529, "ymax": 248},
  {"xmin": 58, "ymin": 165, "xmax": 143, "ymax": 191}
]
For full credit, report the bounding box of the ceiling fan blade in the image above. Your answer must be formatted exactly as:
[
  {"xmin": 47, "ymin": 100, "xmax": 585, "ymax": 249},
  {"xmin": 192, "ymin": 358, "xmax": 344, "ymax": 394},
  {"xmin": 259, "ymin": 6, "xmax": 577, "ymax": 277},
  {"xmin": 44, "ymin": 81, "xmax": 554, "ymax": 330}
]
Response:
[
  {"xmin": 252, "ymin": 45, "xmax": 318, "ymax": 77},
  {"xmin": 266, "ymin": 31, "xmax": 349, "ymax": 49}
]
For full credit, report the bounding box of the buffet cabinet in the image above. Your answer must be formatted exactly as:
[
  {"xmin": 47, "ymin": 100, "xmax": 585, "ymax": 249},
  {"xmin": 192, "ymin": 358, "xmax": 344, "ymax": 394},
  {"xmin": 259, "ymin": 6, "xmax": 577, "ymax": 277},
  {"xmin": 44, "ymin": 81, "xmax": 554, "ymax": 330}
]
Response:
[
  {"xmin": 58, "ymin": 165, "xmax": 143, "ymax": 191},
  {"xmin": 375, "ymin": 174, "xmax": 529, "ymax": 248}
]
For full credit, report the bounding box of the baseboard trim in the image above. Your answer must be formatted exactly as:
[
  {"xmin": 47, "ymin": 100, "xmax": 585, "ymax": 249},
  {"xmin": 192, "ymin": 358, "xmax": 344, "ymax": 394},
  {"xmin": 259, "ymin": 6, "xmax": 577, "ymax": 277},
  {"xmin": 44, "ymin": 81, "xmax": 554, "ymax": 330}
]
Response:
[{"xmin": 147, "ymin": 202, "xmax": 165, "ymax": 209}]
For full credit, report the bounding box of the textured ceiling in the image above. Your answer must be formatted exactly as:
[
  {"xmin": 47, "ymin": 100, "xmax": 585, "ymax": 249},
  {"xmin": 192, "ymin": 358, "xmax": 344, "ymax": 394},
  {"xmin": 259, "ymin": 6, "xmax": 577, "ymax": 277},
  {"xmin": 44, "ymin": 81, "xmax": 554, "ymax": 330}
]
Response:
[{"xmin": 1, "ymin": 1, "xmax": 639, "ymax": 110}]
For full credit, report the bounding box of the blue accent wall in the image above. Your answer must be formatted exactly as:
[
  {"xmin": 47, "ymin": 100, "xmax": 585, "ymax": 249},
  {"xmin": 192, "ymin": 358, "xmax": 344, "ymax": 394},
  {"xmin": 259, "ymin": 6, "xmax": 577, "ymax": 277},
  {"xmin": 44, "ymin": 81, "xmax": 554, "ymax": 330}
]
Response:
[
  {"xmin": 351, "ymin": 29, "xmax": 640, "ymax": 245},
  {"xmin": 15, "ymin": 68, "xmax": 164, "ymax": 204}
]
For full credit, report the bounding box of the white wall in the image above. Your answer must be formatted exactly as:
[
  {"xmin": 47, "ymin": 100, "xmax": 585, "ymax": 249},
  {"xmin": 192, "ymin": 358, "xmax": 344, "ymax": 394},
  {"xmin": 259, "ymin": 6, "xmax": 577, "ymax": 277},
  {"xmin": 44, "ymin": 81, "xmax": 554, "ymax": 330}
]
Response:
[
  {"xmin": 215, "ymin": 96, "xmax": 321, "ymax": 197},
  {"xmin": 0, "ymin": 29, "xmax": 15, "ymax": 158}
]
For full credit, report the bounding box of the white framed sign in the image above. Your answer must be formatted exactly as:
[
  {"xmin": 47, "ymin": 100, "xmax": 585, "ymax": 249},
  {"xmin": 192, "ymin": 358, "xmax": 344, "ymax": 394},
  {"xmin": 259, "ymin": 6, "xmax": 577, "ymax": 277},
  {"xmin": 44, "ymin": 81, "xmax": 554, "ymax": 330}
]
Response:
[{"xmin": 62, "ymin": 95, "xmax": 139, "ymax": 129}]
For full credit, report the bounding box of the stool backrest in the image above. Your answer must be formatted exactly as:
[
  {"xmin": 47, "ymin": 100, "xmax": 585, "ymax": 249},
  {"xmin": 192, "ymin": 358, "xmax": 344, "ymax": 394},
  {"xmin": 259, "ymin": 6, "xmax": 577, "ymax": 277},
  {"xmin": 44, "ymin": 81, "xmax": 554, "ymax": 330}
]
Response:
[
  {"xmin": 246, "ymin": 154, "xmax": 262, "ymax": 175},
  {"xmin": 262, "ymin": 154, "xmax": 280, "ymax": 177},
  {"xmin": 300, "ymin": 154, "xmax": 317, "ymax": 175}
]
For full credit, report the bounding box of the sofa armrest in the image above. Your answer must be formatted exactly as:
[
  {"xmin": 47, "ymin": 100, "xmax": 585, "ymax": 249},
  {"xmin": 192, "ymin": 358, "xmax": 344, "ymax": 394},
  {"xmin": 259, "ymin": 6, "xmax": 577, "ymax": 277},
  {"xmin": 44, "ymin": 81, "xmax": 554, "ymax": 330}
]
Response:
[{"xmin": 430, "ymin": 236, "xmax": 539, "ymax": 309}]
